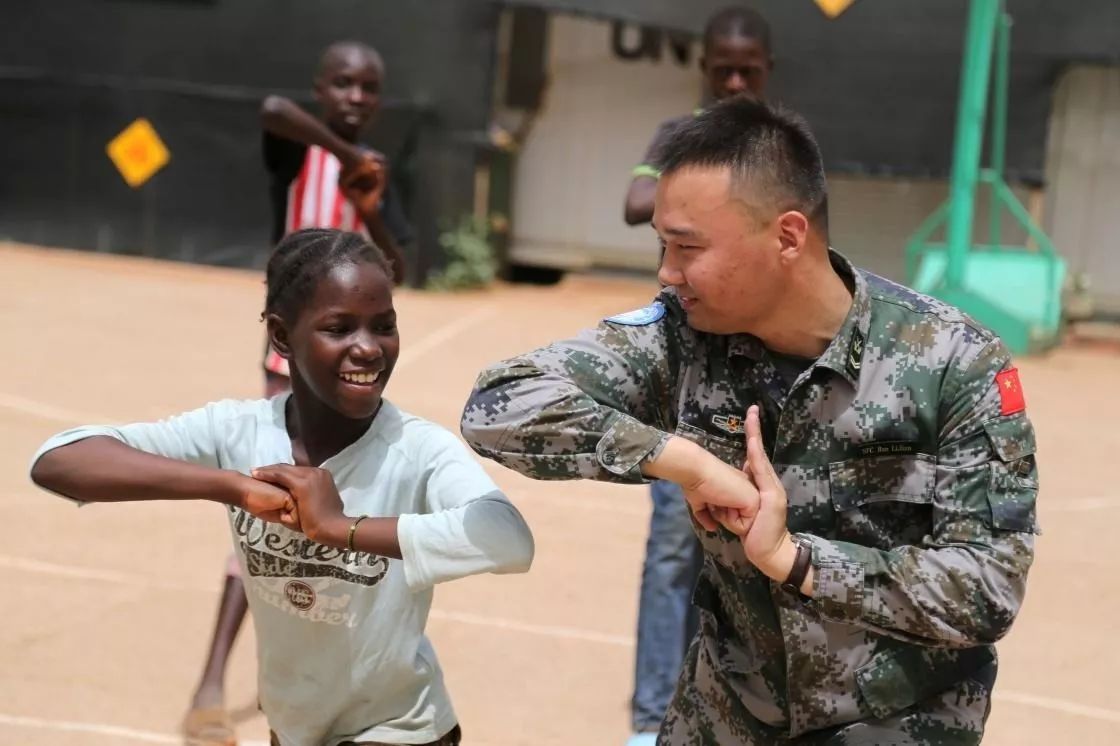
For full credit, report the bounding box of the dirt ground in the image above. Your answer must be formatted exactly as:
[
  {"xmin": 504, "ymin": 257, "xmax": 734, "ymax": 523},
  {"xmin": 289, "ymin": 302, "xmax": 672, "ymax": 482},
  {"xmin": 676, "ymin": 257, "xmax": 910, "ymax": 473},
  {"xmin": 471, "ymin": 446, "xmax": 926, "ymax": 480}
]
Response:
[{"xmin": 2, "ymin": 242, "xmax": 1118, "ymax": 745}]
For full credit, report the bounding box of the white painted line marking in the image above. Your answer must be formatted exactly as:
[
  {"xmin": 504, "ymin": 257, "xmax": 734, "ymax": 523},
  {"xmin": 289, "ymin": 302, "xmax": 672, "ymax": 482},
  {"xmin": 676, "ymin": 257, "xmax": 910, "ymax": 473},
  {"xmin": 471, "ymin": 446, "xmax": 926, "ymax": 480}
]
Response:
[
  {"xmin": 995, "ymin": 690, "xmax": 1120, "ymax": 724},
  {"xmin": 429, "ymin": 609, "xmax": 633, "ymax": 648},
  {"xmin": 2, "ymin": 305, "xmax": 498, "ymax": 429},
  {"xmin": 0, "ymin": 711, "xmax": 271, "ymax": 745},
  {"xmin": 3, "ymin": 553, "xmax": 632, "ymax": 647},
  {"xmin": 5, "ymin": 556, "xmax": 1120, "ymax": 728},
  {"xmin": 1046, "ymin": 496, "xmax": 1120, "ymax": 513},
  {"xmin": 0, "ymin": 392, "xmax": 115, "ymax": 425},
  {"xmin": 395, "ymin": 306, "xmax": 499, "ymax": 372},
  {"xmin": 0, "ymin": 554, "xmax": 205, "ymax": 593}
]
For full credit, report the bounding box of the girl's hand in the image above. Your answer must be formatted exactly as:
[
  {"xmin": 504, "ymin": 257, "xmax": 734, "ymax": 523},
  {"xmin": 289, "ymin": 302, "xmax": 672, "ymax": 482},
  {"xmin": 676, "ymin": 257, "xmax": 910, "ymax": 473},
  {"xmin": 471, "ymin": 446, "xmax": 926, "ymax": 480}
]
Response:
[
  {"xmin": 235, "ymin": 473, "xmax": 299, "ymax": 529},
  {"xmin": 251, "ymin": 465, "xmax": 349, "ymax": 547}
]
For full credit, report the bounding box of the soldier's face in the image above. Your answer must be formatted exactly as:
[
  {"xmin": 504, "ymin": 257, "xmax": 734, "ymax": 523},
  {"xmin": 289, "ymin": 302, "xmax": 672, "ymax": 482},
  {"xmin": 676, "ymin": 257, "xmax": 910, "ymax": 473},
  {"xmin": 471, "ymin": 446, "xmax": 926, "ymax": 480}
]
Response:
[{"xmin": 654, "ymin": 166, "xmax": 785, "ymax": 334}]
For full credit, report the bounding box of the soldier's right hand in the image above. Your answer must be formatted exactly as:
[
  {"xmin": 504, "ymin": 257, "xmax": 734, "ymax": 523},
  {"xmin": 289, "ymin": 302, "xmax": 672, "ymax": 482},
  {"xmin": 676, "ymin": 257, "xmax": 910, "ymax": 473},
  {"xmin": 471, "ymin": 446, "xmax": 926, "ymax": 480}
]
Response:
[{"xmin": 678, "ymin": 447, "xmax": 761, "ymax": 533}]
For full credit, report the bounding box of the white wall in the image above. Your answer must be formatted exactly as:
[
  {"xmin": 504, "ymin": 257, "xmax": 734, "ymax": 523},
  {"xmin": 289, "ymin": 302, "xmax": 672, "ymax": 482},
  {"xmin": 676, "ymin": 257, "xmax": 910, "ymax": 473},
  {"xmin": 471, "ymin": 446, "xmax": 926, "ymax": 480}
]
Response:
[
  {"xmin": 1044, "ymin": 65, "xmax": 1120, "ymax": 313},
  {"xmin": 510, "ymin": 14, "xmax": 698, "ymax": 271}
]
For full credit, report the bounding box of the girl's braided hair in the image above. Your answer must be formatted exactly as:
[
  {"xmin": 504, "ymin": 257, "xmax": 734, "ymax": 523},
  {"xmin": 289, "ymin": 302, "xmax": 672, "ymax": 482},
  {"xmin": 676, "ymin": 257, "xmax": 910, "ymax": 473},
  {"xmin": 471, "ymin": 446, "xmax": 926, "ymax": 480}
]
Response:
[{"xmin": 262, "ymin": 228, "xmax": 391, "ymax": 322}]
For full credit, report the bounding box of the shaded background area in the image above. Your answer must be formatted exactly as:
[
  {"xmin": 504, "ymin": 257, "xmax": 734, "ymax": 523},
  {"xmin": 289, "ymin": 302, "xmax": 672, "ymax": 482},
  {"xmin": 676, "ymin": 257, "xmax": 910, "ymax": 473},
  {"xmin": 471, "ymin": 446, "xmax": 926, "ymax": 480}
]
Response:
[
  {"xmin": 507, "ymin": 0, "xmax": 1120, "ymax": 181},
  {"xmin": 0, "ymin": 0, "xmax": 501, "ymax": 271},
  {"xmin": 2, "ymin": 0, "xmax": 1119, "ymax": 285}
]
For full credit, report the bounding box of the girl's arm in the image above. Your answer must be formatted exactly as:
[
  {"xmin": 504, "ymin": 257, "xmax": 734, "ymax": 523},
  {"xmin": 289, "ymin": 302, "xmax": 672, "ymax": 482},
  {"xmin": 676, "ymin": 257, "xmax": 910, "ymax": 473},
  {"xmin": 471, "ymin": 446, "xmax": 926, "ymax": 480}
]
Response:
[
  {"xmin": 398, "ymin": 427, "xmax": 534, "ymax": 590},
  {"xmin": 251, "ymin": 463, "xmax": 401, "ymax": 557},
  {"xmin": 32, "ymin": 437, "xmax": 292, "ymax": 521},
  {"xmin": 29, "ymin": 402, "xmax": 296, "ymax": 524},
  {"xmin": 252, "ymin": 427, "xmax": 534, "ymax": 591}
]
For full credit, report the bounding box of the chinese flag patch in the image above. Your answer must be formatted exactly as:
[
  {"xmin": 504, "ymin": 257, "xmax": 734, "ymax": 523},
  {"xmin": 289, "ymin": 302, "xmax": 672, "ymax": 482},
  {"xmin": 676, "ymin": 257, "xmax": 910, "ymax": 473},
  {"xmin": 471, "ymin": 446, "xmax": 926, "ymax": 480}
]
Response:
[{"xmin": 995, "ymin": 368, "xmax": 1026, "ymax": 415}]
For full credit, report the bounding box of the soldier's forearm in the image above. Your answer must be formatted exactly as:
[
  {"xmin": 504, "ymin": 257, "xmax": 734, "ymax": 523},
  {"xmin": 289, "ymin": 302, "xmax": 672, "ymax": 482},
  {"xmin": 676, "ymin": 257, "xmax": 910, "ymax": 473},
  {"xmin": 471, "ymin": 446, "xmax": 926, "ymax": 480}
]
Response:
[{"xmin": 640, "ymin": 435, "xmax": 706, "ymax": 483}]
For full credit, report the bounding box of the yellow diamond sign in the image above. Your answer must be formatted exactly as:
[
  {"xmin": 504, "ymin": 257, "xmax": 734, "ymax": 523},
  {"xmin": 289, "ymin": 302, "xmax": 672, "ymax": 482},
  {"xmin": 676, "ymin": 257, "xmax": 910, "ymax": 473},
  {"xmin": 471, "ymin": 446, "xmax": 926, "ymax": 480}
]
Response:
[
  {"xmin": 815, "ymin": 0, "xmax": 857, "ymax": 19},
  {"xmin": 106, "ymin": 118, "xmax": 170, "ymax": 188}
]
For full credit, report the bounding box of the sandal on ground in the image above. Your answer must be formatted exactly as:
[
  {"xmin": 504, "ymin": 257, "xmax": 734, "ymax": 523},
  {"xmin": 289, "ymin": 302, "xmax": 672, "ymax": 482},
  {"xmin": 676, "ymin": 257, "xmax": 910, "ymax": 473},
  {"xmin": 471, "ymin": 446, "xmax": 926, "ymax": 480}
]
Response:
[{"xmin": 182, "ymin": 706, "xmax": 237, "ymax": 746}]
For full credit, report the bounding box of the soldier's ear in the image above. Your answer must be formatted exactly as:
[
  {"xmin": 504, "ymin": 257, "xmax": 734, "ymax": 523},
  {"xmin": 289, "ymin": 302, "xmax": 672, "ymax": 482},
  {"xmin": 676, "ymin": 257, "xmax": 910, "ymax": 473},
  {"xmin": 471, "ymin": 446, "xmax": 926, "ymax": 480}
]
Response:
[{"xmin": 776, "ymin": 210, "xmax": 809, "ymax": 262}]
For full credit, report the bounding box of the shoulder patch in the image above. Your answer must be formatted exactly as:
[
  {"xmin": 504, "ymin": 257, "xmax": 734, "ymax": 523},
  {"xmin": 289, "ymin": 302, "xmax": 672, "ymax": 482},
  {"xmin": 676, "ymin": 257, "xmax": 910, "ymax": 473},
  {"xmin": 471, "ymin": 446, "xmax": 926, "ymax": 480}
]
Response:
[{"xmin": 605, "ymin": 302, "xmax": 666, "ymax": 326}]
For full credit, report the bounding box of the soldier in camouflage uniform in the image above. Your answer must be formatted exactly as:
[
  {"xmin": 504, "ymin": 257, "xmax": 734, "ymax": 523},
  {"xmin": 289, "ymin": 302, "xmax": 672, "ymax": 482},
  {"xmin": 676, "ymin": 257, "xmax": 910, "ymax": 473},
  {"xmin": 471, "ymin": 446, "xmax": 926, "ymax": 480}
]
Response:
[{"xmin": 461, "ymin": 97, "xmax": 1038, "ymax": 744}]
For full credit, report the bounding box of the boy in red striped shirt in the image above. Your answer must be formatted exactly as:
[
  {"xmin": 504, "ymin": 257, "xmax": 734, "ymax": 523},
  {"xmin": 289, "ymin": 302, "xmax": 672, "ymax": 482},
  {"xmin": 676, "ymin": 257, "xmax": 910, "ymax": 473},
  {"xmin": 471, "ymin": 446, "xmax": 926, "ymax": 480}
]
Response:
[{"xmin": 183, "ymin": 40, "xmax": 414, "ymax": 746}]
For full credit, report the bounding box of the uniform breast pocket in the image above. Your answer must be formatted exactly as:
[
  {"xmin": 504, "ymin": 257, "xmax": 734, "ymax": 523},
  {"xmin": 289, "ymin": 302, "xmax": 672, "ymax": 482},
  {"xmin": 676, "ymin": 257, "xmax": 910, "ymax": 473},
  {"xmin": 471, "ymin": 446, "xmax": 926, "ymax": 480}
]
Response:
[
  {"xmin": 674, "ymin": 421, "xmax": 745, "ymax": 467},
  {"xmin": 828, "ymin": 453, "xmax": 936, "ymax": 546}
]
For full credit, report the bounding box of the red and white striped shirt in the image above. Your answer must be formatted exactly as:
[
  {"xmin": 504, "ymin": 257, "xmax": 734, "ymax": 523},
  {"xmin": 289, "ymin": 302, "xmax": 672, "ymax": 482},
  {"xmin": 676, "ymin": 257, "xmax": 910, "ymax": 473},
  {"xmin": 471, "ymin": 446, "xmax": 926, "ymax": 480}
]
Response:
[{"xmin": 284, "ymin": 144, "xmax": 369, "ymax": 237}]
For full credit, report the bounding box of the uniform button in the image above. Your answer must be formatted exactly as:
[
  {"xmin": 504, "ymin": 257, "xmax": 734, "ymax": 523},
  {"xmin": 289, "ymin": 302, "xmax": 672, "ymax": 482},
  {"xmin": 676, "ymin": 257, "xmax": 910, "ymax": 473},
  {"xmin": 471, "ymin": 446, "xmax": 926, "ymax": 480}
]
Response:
[{"xmin": 602, "ymin": 452, "xmax": 616, "ymax": 465}]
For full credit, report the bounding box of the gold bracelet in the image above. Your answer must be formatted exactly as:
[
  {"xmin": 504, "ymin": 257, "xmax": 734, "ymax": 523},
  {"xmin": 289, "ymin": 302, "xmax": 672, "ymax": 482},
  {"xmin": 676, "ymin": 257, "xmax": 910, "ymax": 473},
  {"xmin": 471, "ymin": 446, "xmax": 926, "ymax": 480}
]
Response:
[{"xmin": 347, "ymin": 516, "xmax": 370, "ymax": 552}]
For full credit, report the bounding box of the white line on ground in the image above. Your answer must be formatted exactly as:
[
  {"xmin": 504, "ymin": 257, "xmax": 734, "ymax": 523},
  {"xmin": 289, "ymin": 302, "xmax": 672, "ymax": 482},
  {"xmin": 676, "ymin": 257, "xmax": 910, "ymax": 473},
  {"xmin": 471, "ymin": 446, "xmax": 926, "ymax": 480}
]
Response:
[
  {"xmin": 2, "ymin": 304, "xmax": 498, "ymax": 428},
  {"xmin": 1046, "ymin": 496, "xmax": 1120, "ymax": 513},
  {"xmin": 0, "ymin": 554, "xmax": 203, "ymax": 592},
  {"xmin": 505, "ymin": 488, "xmax": 649, "ymax": 517},
  {"xmin": 429, "ymin": 609, "xmax": 633, "ymax": 648},
  {"xmin": 0, "ymin": 392, "xmax": 115, "ymax": 425},
  {"xmin": 0, "ymin": 711, "xmax": 270, "ymax": 745},
  {"xmin": 2, "ymin": 553, "xmax": 631, "ymax": 646},
  {"xmin": 994, "ymin": 690, "xmax": 1120, "ymax": 724},
  {"xmin": 395, "ymin": 306, "xmax": 500, "ymax": 372},
  {"xmin": 6, "ymin": 553, "xmax": 1120, "ymax": 728}
]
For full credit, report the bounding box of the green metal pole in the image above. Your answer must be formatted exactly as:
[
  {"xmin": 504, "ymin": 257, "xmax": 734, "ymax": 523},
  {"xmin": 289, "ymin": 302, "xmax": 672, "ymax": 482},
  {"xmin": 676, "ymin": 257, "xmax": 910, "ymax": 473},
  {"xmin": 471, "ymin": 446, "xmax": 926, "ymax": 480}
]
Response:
[
  {"xmin": 945, "ymin": 0, "xmax": 1000, "ymax": 290},
  {"xmin": 989, "ymin": 7, "xmax": 1010, "ymax": 249}
]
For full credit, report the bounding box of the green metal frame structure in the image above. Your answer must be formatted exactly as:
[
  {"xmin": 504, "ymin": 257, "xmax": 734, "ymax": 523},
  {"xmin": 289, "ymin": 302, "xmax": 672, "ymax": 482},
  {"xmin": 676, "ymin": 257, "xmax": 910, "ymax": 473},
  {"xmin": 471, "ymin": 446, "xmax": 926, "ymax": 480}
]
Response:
[{"xmin": 905, "ymin": 0, "xmax": 1066, "ymax": 354}]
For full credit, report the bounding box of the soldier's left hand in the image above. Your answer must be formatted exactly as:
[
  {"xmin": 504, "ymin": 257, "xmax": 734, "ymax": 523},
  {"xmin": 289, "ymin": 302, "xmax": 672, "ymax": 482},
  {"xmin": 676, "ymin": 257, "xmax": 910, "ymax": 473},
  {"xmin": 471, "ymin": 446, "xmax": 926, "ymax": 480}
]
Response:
[{"xmin": 715, "ymin": 406, "xmax": 791, "ymax": 573}]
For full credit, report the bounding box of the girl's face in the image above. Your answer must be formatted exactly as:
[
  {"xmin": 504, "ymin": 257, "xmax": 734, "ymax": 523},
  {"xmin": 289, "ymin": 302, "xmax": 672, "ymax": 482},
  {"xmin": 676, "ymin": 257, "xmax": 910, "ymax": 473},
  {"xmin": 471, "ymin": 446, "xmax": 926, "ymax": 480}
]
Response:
[{"xmin": 272, "ymin": 261, "xmax": 399, "ymax": 420}]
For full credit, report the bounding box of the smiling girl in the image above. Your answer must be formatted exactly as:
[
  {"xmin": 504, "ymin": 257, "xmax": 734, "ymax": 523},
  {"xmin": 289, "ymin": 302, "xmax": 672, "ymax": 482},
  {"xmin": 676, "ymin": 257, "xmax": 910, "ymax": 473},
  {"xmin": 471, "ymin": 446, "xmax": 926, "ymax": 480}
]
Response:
[{"xmin": 29, "ymin": 228, "xmax": 534, "ymax": 746}]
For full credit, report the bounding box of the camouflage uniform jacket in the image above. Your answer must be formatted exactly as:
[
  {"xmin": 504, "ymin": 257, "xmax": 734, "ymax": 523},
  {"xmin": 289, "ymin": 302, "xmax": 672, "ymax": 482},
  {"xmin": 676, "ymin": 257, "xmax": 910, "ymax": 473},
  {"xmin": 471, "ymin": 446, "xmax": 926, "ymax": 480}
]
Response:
[{"xmin": 461, "ymin": 252, "xmax": 1038, "ymax": 743}]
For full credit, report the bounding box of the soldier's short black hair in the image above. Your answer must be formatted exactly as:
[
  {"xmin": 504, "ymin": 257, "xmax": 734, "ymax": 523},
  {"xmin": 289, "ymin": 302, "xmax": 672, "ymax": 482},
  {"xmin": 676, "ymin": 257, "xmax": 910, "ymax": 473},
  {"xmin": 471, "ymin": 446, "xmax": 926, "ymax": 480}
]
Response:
[
  {"xmin": 703, "ymin": 6, "xmax": 772, "ymax": 55},
  {"xmin": 657, "ymin": 95, "xmax": 828, "ymax": 230}
]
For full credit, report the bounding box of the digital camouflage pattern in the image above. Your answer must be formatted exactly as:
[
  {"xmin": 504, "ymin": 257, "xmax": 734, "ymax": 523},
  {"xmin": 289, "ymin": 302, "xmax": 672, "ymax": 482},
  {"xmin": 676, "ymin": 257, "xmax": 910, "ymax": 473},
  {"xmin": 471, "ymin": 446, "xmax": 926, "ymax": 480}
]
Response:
[{"xmin": 461, "ymin": 252, "xmax": 1038, "ymax": 744}]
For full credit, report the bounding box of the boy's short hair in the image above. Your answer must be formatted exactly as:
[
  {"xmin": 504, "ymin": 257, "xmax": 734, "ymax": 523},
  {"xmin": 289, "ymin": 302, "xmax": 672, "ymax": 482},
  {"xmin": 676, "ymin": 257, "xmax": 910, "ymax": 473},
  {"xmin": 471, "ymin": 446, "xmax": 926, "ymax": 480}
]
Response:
[
  {"xmin": 703, "ymin": 6, "xmax": 773, "ymax": 55},
  {"xmin": 317, "ymin": 41, "xmax": 384, "ymax": 77}
]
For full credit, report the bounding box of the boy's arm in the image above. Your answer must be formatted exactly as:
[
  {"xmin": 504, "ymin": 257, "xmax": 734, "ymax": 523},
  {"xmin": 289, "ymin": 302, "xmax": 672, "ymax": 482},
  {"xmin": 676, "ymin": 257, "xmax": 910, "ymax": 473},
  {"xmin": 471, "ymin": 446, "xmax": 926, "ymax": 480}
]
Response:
[
  {"xmin": 260, "ymin": 95, "xmax": 364, "ymax": 170},
  {"xmin": 624, "ymin": 175, "xmax": 658, "ymax": 226},
  {"xmin": 623, "ymin": 118, "xmax": 678, "ymax": 226},
  {"xmin": 360, "ymin": 206, "xmax": 407, "ymax": 285}
]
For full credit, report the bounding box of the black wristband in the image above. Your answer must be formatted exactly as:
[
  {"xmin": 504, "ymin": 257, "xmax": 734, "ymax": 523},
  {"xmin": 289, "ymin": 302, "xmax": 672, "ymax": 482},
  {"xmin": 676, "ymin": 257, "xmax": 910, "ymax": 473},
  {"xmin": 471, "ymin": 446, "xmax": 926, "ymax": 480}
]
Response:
[{"xmin": 781, "ymin": 538, "xmax": 812, "ymax": 595}]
